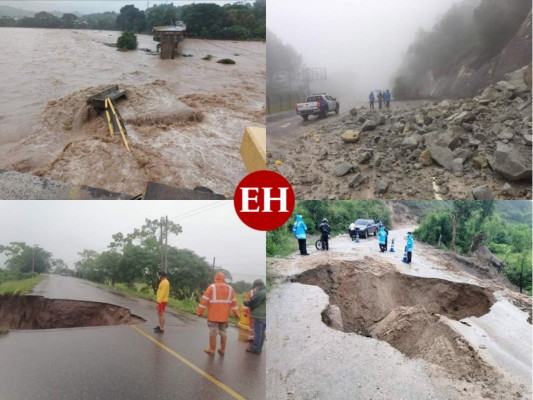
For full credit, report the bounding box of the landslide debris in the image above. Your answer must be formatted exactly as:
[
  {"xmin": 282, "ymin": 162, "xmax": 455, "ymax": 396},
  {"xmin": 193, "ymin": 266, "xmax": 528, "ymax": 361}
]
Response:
[{"xmin": 269, "ymin": 67, "xmax": 532, "ymax": 200}]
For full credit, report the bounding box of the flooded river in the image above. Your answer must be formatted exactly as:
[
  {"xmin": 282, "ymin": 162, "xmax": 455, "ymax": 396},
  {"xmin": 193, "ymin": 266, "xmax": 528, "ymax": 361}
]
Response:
[{"xmin": 0, "ymin": 28, "xmax": 265, "ymax": 196}]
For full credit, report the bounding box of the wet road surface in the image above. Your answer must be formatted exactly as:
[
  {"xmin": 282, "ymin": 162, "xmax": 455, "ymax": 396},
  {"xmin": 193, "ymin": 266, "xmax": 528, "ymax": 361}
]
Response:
[
  {"xmin": 0, "ymin": 275, "xmax": 265, "ymax": 400},
  {"xmin": 267, "ymin": 229, "xmax": 532, "ymax": 399}
]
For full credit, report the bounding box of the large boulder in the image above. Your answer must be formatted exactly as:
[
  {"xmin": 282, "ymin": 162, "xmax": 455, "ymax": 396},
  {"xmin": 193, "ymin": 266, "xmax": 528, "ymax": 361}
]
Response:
[
  {"xmin": 471, "ymin": 185, "xmax": 494, "ymax": 200},
  {"xmin": 489, "ymin": 142, "xmax": 532, "ymax": 181},
  {"xmin": 503, "ymin": 66, "xmax": 530, "ymax": 92},
  {"xmin": 341, "ymin": 129, "xmax": 360, "ymax": 143},
  {"xmin": 358, "ymin": 151, "xmax": 372, "ymax": 164},
  {"xmin": 361, "ymin": 120, "xmax": 377, "ymax": 132},
  {"xmin": 375, "ymin": 113, "xmax": 386, "ymax": 125},
  {"xmin": 425, "ymin": 130, "xmax": 460, "ymax": 150},
  {"xmin": 374, "ymin": 180, "xmax": 389, "ymax": 194},
  {"xmin": 333, "ymin": 162, "xmax": 355, "ymax": 177},
  {"xmin": 495, "ymin": 80, "xmax": 517, "ymax": 92},
  {"xmin": 348, "ymin": 173, "xmax": 367, "ymax": 188},
  {"xmin": 430, "ymin": 145, "xmax": 455, "ymax": 170},
  {"xmin": 400, "ymin": 136, "xmax": 419, "ymax": 150}
]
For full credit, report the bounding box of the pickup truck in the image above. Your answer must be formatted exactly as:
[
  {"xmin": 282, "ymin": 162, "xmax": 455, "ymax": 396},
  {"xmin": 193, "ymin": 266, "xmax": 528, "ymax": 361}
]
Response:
[
  {"xmin": 295, "ymin": 94, "xmax": 339, "ymax": 120},
  {"xmin": 351, "ymin": 219, "xmax": 379, "ymax": 239}
]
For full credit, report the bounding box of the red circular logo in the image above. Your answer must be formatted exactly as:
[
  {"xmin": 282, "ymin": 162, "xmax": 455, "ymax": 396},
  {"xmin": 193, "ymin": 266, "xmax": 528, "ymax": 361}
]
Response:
[{"xmin": 234, "ymin": 170, "xmax": 295, "ymax": 231}]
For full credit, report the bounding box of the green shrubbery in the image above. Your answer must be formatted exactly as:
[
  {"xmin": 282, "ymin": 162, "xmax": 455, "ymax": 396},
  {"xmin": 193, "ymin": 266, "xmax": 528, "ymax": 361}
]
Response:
[
  {"xmin": 415, "ymin": 201, "xmax": 532, "ymax": 293},
  {"xmin": 116, "ymin": 31, "xmax": 138, "ymax": 50},
  {"xmin": 217, "ymin": 58, "xmax": 236, "ymax": 64}
]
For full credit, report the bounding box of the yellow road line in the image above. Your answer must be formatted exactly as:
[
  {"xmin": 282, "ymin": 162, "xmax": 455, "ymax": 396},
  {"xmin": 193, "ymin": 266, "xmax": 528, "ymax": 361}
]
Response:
[{"xmin": 130, "ymin": 325, "xmax": 246, "ymax": 400}]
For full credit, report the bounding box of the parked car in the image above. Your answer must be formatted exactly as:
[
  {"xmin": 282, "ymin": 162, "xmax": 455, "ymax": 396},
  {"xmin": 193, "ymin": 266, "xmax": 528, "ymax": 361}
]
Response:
[
  {"xmin": 352, "ymin": 219, "xmax": 379, "ymax": 239},
  {"xmin": 295, "ymin": 93, "xmax": 339, "ymax": 120}
]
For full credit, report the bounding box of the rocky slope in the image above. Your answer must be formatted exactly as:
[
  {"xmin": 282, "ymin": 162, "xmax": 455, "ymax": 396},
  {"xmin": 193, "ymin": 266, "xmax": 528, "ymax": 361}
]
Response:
[{"xmin": 421, "ymin": 10, "xmax": 532, "ymax": 99}]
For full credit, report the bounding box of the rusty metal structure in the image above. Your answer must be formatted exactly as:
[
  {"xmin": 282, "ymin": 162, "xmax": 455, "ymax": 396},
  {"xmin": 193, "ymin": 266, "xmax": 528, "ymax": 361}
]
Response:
[{"xmin": 153, "ymin": 22, "xmax": 187, "ymax": 60}]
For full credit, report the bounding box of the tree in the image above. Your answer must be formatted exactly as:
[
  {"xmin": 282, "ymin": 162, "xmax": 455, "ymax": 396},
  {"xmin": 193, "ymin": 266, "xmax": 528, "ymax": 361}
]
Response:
[
  {"xmin": 167, "ymin": 248, "xmax": 212, "ymax": 299},
  {"xmin": 60, "ymin": 13, "xmax": 78, "ymax": 29},
  {"xmin": 1, "ymin": 243, "xmax": 53, "ymax": 274},
  {"xmin": 96, "ymin": 251, "xmax": 122, "ymax": 286},
  {"xmin": 223, "ymin": 25, "xmax": 250, "ymax": 40},
  {"xmin": 75, "ymin": 249, "xmax": 105, "ymax": 282},
  {"xmin": 182, "ymin": 3, "xmax": 224, "ymax": 37},
  {"xmin": 450, "ymin": 200, "xmax": 494, "ymax": 253},
  {"xmin": 116, "ymin": 5, "xmax": 145, "ymax": 33},
  {"xmin": 51, "ymin": 259, "xmax": 69, "ymax": 275},
  {"xmin": 145, "ymin": 3, "xmax": 180, "ymax": 29},
  {"xmin": 117, "ymin": 31, "xmax": 138, "ymax": 50},
  {"xmin": 34, "ymin": 11, "xmax": 61, "ymax": 28}
]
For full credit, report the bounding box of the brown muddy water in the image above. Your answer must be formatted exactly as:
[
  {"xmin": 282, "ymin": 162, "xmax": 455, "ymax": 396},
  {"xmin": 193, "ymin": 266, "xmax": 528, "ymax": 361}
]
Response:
[{"xmin": 0, "ymin": 28, "xmax": 265, "ymax": 196}]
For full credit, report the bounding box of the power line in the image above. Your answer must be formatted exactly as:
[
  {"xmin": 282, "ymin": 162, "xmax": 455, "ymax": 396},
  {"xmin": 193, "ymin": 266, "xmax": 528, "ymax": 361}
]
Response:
[{"xmin": 169, "ymin": 201, "xmax": 231, "ymax": 222}]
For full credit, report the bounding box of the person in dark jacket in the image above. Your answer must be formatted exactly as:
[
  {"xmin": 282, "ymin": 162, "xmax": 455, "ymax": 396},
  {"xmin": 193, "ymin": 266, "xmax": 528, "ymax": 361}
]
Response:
[
  {"xmin": 377, "ymin": 91, "xmax": 383, "ymax": 109},
  {"xmin": 319, "ymin": 218, "xmax": 331, "ymax": 251},
  {"xmin": 384, "ymin": 89, "xmax": 391, "ymax": 108},
  {"xmin": 244, "ymin": 279, "xmax": 266, "ymax": 355},
  {"xmin": 369, "ymin": 92, "xmax": 375, "ymax": 109}
]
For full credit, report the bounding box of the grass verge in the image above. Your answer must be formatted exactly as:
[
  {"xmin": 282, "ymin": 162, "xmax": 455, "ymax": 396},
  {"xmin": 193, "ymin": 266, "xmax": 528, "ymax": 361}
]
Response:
[
  {"xmin": 0, "ymin": 275, "xmax": 46, "ymax": 295},
  {"xmin": 99, "ymin": 282, "xmax": 245, "ymax": 324}
]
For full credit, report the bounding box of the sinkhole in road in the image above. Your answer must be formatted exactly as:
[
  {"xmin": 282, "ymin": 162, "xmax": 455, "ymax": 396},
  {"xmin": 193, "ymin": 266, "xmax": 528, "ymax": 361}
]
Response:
[
  {"xmin": 295, "ymin": 261, "xmax": 498, "ymax": 380},
  {"xmin": 0, "ymin": 295, "xmax": 145, "ymax": 330}
]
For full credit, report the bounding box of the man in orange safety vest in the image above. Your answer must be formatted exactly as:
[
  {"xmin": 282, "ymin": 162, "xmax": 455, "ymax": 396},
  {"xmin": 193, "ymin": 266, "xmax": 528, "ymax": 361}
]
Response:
[{"xmin": 196, "ymin": 272, "xmax": 240, "ymax": 355}]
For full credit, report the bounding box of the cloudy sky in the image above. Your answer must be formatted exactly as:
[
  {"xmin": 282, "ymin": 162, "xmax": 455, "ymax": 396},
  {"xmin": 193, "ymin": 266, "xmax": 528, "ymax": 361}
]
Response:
[
  {"xmin": 1, "ymin": 0, "xmax": 253, "ymax": 14},
  {"xmin": 0, "ymin": 201, "xmax": 265, "ymax": 282},
  {"xmin": 268, "ymin": 0, "xmax": 470, "ymax": 101}
]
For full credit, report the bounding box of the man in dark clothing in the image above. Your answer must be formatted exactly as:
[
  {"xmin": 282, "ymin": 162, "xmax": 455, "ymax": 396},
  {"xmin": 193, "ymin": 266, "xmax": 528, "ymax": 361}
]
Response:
[
  {"xmin": 319, "ymin": 218, "xmax": 331, "ymax": 251},
  {"xmin": 244, "ymin": 279, "xmax": 266, "ymax": 355},
  {"xmin": 384, "ymin": 89, "xmax": 391, "ymax": 108},
  {"xmin": 369, "ymin": 92, "xmax": 375, "ymax": 109},
  {"xmin": 378, "ymin": 91, "xmax": 383, "ymax": 109}
]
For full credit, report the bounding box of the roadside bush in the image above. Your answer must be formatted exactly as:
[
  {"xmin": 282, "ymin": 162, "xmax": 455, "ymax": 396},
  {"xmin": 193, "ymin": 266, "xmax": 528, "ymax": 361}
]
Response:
[
  {"xmin": 116, "ymin": 31, "xmax": 138, "ymax": 50},
  {"xmin": 217, "ymin": 58, "xmax": 236, "ymax": 65}
]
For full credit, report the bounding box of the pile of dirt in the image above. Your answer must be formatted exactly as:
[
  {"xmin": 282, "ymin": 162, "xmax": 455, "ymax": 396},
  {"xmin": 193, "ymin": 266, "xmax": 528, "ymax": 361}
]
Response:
[
  {"xmin": 296, "ymin": 260, "xmax": 498, "ymax": 380},
  {"xmin": 0, "ymin": 295, "xmax": 145, "ymax": 330}
]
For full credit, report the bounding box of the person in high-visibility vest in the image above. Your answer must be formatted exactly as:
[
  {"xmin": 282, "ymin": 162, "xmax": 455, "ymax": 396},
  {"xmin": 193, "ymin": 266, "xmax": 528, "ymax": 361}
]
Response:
[
  {"xmin": 153, "ymin": 270, "xmax": 169, "ymax": 334},
  {"xmin": 196, "ymin": 272, "xmax": 240, "ymax": 356}
]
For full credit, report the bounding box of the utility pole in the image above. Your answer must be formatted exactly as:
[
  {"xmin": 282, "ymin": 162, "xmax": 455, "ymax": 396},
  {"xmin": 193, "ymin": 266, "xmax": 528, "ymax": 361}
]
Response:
[
  {"xmin": 164, "ymin": 215, "xmax": 168, "ymax": 273},
  {"xmin": 159, "ymin": 218, "xmax": 164, "ymax": 271},
  {"xmin": 212, "ymin": 257, "xmax": 216, "ymax": 269}
]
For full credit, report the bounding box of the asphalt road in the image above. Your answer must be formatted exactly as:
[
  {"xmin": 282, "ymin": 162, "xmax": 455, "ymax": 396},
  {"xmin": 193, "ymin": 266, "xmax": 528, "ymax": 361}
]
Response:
[
  {"xmin": 267, "ymin": 230, "xmax": 532, "ymax": 399},
  {"xmin": 267, "ymin": 99, "xmax": 428, "ymax": 143},
  {"xmin": 0, "ymin": 275, "xmax": 265, "ymax": 400}
]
